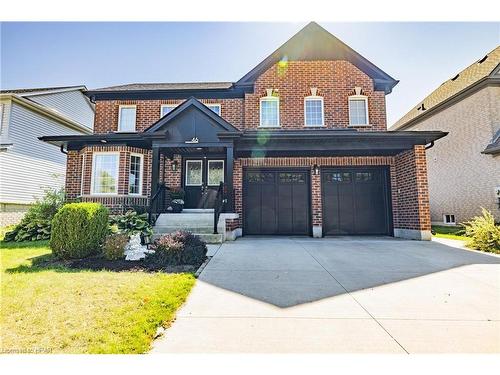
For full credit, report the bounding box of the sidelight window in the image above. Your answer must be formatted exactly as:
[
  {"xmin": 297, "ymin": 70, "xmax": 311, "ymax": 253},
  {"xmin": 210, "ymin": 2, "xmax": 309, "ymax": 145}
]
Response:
[
  {"xmin": 207, "ymin": 160, "xmax": 224, "ymax": 186},
  {"xmin": 185, "ymin": 160, "xmax": 203, "ymax": 186}
]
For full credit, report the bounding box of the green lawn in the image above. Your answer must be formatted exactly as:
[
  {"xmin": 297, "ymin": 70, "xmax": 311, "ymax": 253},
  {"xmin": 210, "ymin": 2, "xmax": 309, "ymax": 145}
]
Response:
[
  {"xmin": 432, "ymin": 225, "xmax": 469, "ymax": 241},
  {"xmin": 0, "ymin": 241, "xmax": 195, "ymax": 354}
]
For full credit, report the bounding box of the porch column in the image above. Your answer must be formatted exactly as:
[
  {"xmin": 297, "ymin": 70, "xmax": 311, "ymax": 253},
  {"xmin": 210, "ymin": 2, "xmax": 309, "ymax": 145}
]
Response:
[
  {"xmin": 151, "ymin": 146, "xmax": 160, "ymax": 197},
  {"xmin": 226, "ymin": 145, "xmax": 234, "ymax": 212}
]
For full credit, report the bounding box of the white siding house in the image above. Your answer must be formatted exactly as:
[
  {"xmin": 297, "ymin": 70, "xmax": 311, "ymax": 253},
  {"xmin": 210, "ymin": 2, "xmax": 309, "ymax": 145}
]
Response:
[{"xmin": 0, "ymin": 86, "xmax": 94, "ymax": 226}]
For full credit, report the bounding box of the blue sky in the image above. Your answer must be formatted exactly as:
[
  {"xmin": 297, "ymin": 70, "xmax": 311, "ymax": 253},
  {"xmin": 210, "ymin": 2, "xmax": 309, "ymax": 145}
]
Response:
[{"xmin": 1, "ymin": 22, "xmax": 499, "ymax": 125}]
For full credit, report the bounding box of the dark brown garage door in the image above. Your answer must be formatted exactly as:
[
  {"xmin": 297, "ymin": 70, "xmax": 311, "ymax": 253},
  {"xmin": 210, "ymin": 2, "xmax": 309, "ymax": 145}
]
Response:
[
  {"xmin": 322, "ymin": 167, "xmax": 392, "ymax": 236},
  {"xmin": 243, "ymin": 169, "xmax": 310, "ymax": 235}
]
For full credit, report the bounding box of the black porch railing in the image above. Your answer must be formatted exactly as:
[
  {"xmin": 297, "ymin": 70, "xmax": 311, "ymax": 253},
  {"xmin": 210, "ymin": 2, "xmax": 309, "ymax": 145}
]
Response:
[
  {"xmin": 148, "ymin": 183, "xmax": 169, "ymax": 225},
  {"xmin": 213, "ymin": 182, "xmax": 225, "ymax": 234}
]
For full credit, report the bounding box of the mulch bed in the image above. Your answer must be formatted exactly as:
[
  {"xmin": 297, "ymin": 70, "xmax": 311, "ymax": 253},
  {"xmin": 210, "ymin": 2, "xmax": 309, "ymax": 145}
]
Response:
[{"xmin": 34, "ymin": 256, "xmax": 204, "ymax": 273}]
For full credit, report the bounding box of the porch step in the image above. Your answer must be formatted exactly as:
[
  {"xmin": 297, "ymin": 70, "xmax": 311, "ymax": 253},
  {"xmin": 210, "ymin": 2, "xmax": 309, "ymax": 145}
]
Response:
[
  {"xmin": 155, "ymin": 213, "xmax": 213, "ymax": 227},
  {"xmin": 152, "ymin": 232, "xmax": 223, "ymax": 244},
  {"xmin": 153, "ymin": 225, "xmax": 215, "ymax": 234},
  {"xmin": 182, "ymin": 209, "xmax": 214, "ymax": 213},
  {"xmin": 152, "ymin": 212, "xmax": 222, "ymax": 243}
]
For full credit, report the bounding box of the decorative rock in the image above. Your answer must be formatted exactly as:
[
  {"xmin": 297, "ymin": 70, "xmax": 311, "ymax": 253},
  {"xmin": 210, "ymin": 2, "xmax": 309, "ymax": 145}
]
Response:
[{"xmin": 124, "ymin": 234, "xmax": 154, "ymax": 261}]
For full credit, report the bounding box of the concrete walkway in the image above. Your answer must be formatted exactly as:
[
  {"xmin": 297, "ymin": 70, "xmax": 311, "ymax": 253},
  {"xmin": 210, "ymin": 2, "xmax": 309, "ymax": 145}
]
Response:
[{"xmin": 152, "ymin": 237, "xmax": 500, "ymax": 353}]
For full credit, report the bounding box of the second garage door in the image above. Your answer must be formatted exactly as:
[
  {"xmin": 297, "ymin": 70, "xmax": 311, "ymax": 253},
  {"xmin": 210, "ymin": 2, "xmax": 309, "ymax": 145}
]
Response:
[
  {"xmin": 243, "ymin": 169, "xmax": 310, "ymax": 235},
  {"xmin": 322, "ymin": 167, "xmax": 392, "ymax": 236}
]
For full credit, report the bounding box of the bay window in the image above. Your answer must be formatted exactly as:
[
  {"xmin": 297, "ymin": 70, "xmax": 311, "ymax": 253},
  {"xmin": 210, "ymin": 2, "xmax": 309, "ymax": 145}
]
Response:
[{"xmin": 92, "ymin": 153, "xmax": 119, "ymax": 195}]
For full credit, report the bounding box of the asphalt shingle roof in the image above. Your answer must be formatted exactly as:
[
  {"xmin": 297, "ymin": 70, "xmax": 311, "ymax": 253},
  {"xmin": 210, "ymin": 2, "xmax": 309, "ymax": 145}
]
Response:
[
  {"xmin": 0, "ymin": 85, "xmax": 84, "ymax": 94},
  {"xmin": 391, "ymin": 46, "xmax": 500, "ymax": 130},
  {"xmin": 92, "ymin": 82, "xmax": 234, "ymax": 91}
]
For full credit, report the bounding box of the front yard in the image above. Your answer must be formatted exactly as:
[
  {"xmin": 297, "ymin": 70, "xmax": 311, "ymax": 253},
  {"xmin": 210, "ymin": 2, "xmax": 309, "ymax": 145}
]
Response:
[
  {"xmin": 0, "ymin": 241, "xmax": 195, "ymax": 354},
  {"xmin": 432, "ymin": 225, "xmax": 469, "ymax": 241}
]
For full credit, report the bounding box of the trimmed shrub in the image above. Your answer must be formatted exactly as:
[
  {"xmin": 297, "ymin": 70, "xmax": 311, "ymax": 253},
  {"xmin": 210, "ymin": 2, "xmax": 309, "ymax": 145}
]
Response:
[
  {"xmin": 147, "ymin": 230, "xmax": 207, "ymax": 266},
  {"xmin": 50, "ymin": 203, "xmax": 109, "ymax": 259},
  {"xmin": 4, "ymin": 187, "xmax": 65, "ymax": 242},
  {"xmin": 103, "ymin": 233, "xmax": 129, "ymax": 260},
  {"xmin": 109, "ymin": 210, "xmax": 153, "ymax": 237},
  {"xmin": 463, "ymin": 208, "xmax": 500, "ymax": 253}
]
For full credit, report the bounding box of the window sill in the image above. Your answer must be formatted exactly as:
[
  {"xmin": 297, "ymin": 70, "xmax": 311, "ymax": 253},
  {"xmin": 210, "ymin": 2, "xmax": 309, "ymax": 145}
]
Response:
[
  {"xmin": 347, "ymin": 124, "xmax": 372, "ymax": 127},
  {"xmin": 304, "ymin": 125, "xmax": 326, "ymax": 128},
  {"xmin": 258, "ymin": 125, "xmax": 281, "ymax": 129}
]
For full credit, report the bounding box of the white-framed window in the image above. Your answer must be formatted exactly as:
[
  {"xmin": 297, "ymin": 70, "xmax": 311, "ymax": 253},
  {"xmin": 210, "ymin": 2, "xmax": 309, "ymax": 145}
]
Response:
[
  {"xmin": 129, "ymin": 153, "xmax": 144, "ymax": 195},
  {"xmin": 207, "ymin": 160, "xmax": 224, "ymax": 186},
  {"xmin": 80, "ymin": 154, "xmax": 86, "ymax": 195},
  {"xmin": 91, "ymin": 152, "xmax": 119, "ymax": 195},
  {"xmin": 118, "ymin": 105, "xmax": 136, "ymax": 132},
  {"xmin": 259, "ymin": 96, "xmax": 280, "ymax": 127},
  {"xmin": 206, "ymin": 104, "xmax": 221, "ymax": 116},
  {"xmin": 304, "ymin": 96, "xmax": 324, "ymax": 126},
  {"xmin": 348, "ymin": 96, "xmax": 369, "ymax": 126},
  {"xmin": 160, "ymin": 104, "xmax": 177, "ymax": 117},
  {"xmin": 185, "ymin": 160, "xmax": 203, "ymax": 186},
  {"xmin": 443, "ymin": 214, "xmax": 456, "ymax": 225}
]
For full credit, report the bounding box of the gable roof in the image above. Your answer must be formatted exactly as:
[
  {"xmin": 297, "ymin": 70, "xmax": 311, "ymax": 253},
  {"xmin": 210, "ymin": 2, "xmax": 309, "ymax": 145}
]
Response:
[
  {"xmin": 86, "ymin": 22, "xmax": 398, "ymax": 100},
  {"xmin": 144, "ymin": 97, "xmax": 241, "ymax": 134},
  {"xmin": 236, "ymin": 22, "xmax": 398, "ymax": 94},
  {"xmin": 391, "ymin": 46, "xmax": 500, "ymax": 130}
]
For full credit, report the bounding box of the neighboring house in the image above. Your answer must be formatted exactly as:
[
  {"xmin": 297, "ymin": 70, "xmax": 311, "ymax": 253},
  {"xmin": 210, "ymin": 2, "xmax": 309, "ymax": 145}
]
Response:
[
  {"xmin": 391, "ymin": 46, "xmax": 500, "ymax": 225},
  {"xmin": 0, "ymin": 86, "xmax": 94, "ymax": 226},
  {"xmin": 40, "ymin": 22, "xmax": 446, "ymax": 240}
]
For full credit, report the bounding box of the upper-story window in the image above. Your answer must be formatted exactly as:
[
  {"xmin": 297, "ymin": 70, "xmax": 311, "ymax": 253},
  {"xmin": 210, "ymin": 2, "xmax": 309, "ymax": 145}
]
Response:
[
  {"xmin": 118, "ymin": 105, "xmax": 136, "ymax": 132},
  {"xmin": 348, "ymin": 95, "xmax": 369, "ymax": 126},
  {"xmin": 259, "ymin": 96, "xmax": 280, "ymax": 127},
  {"xmin": 304, "ymin": 96, "xmax": 324, "ymax": 126},
  {"xmin": 92, "ymin": 152, "xmax": 119, "ymax": 195},
  {"xmin": 206, "ymin": 104, "xmax": 221, "ymax": 116},
  {"xmin": 160, "ymin": 104, "xmax": 177, "ymax": 117}
]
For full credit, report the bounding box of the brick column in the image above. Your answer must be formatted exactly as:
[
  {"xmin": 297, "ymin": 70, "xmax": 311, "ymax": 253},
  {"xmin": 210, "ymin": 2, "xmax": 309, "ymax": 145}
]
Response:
[
  {"xmin": 311, "ymin": 169, "xmax": 322, "ymax": 237},
  {"xmin": 394, "ymin": 145, "xmax": 431, "ymax": 240},
  {"xmin": 65, "ymin": 150, "xmax": 82, "ymax": 201}
]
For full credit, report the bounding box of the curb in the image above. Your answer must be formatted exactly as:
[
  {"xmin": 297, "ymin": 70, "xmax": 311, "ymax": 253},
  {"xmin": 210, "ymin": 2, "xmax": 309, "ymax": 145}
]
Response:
[{"xmin": 194, "ymin": 256, "xmax": 211, "ymax": 277}]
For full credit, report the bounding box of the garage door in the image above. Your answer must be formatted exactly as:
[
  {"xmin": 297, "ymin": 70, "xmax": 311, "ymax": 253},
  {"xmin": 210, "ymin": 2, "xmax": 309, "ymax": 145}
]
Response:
[
  {"xmin": 243, "ymin": 169, "xmax": 310, "ymax": 235},
  {"xmin": 322, "ymin": 167, "xmax": 391, "ymax": 236}
]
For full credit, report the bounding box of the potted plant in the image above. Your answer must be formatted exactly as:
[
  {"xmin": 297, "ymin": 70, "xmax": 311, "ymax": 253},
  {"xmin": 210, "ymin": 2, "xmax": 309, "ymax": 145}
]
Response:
[{"xmin": 169, "ymin": 188, "xmax": 185, "ymax": 213}]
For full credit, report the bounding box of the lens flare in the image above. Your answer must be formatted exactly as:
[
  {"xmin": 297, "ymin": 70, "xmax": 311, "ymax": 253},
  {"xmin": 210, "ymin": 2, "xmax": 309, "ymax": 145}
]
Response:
[{"xmin": 277, "ymin": 55, "xmax": 289, "ymax": 77}]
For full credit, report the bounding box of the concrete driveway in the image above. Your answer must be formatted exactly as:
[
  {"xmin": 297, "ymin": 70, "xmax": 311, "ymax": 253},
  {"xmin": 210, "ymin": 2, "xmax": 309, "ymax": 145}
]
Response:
[{"xmin": 152, "ymin": 237, "xmax": 500, "ymax": 353}]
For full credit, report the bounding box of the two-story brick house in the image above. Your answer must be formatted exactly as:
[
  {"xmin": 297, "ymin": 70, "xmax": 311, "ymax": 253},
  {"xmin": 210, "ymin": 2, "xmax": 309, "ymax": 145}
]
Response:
[{"xmin": 40, "ymin": 22, "xmax": 446, "ymax": 241}]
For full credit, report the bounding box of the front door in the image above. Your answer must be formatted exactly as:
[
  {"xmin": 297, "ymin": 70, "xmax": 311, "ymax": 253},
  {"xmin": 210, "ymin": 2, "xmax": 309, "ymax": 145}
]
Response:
[{"xmin": 183, "ymin": 158, "xmax": 225, "ymax": 209}]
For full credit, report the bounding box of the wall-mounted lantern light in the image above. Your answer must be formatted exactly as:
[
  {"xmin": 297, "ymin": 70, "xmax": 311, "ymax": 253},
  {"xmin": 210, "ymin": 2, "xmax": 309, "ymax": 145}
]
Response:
[
  {"xmin": 313, "ymin": 164, "xmax": 320, "ymax": 175},
  {"xmin": 171, "ymin": 160, "xmax": 179, "ymax": 171}
]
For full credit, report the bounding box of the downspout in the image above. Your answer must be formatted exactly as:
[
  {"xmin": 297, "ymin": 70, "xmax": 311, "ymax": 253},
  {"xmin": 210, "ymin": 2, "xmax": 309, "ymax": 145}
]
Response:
[
  {"xmin": 60, "ymin": 144, "xmax": 68, "ymax": 155},
  {"xmin": 424, "ymin": 141, "xmax": 434, "ymax": 150}
]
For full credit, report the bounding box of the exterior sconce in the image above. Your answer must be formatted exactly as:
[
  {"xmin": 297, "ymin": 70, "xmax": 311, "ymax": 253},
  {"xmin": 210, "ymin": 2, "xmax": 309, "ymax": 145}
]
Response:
[
  {"xmin": 495, "ymin": 186, "xmax": 500, "ymax": 208},
  {"xmin": 313, "ymin": 164, "xmax": 320, "ymax": 175},
  {"xmin": 171, "ymin": 160, "xmax": 179, "ymax": 171}
]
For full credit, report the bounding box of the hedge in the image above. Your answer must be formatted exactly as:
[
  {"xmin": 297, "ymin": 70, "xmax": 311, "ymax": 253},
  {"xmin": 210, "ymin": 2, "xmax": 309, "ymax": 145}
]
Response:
[{"xmin": 50, "ymin": 202, "xmax": 109, "ymax": 259}]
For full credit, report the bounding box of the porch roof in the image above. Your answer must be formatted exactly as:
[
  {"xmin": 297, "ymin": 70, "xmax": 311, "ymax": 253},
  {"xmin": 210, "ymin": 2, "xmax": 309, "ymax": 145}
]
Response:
[{"xmin": 39, "ymin": 129, "xmax": 447, "ymax": 156}]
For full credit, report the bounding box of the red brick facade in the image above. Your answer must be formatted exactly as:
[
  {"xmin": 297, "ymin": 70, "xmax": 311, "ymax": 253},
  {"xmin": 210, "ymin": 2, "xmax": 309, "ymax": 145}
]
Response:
[
  {"xmin": 92, "ymin": 61, "xmax": 386, "ymax": 134},
  {"xmin": 245, "ymin": 61, "xmax": 387, "ymax": 131},
  {"xmin": 65, "ymin": 59, "xmax": 431, "ymax": 238}
]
